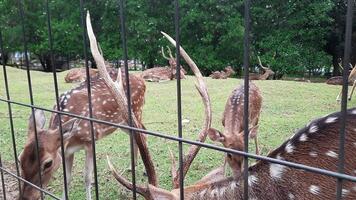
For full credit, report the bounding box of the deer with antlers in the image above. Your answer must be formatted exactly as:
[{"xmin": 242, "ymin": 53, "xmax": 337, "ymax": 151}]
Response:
[
  {"xmin": 249, "ymin": 56, "xmax": 275, "ymax": 80},
  {"xmin": 207, "ymin": 82, "xmax": 262, "ymax": 178},
  {"xmin": 209, "ymin": 66, "xmax": 235, "ymax": 79},
  {"xmin": 140, "ymin": 46, "xmax": 186, "ymax": 82},
  {"xmin": 108, "ymin": 31, "xmax": 356, "ymax": 200},
  {"xmin": 17, "ymin": 13, "xmax": 157, "ymax": 200}
]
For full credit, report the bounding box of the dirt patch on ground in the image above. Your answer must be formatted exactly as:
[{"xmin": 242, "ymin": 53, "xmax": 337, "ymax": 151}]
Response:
[{"xmin": 0, "ymin": 162, "xmax": 20, "ymax": 200}]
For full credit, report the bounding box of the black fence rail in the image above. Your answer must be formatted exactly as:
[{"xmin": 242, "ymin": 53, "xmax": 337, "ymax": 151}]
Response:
[{"xmin": 0, "ymin": 0, "xmax": 355, "ymax": 200}]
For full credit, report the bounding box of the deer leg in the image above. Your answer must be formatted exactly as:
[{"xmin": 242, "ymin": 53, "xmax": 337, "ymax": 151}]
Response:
[
  {"xmin": 84, "ymin": 146, "xmax": 94, "ymax": 200},
  {"xmin": 336, "ymin": 90, "xmax": 342, "ymax": 101},
  {"xmin": 62, "ymin": 154, "xmax": 74, "ymax": 200},
  {"xmin": 348, "ymin": 81, "xmax": 356, "ymax": 101},
  {"xmin": 254, "ymin": 137, "xmax": 259, "ymax": 155}
]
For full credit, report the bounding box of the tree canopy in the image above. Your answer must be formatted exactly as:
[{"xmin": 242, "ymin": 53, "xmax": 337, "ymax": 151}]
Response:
[{"xmin": 0, "ymin": 0, "xmax": 354, "ymax": 77}]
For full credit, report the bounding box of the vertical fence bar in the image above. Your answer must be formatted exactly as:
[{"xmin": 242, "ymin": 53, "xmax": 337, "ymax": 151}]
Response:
[
  {"xmin": 17, "ymin": 0, "xmax": 44, "ymax": 199},
  {"xmin": 118, "ymin": 0, "xmax": 137, "ymax": 199},
  {"xmin": 173, "ymin": 0, "xmax": 184, "ymax": 198},
  {"xmin": 336, "ymin": 0, "xmax": 354, "ymax": 199},
  {"xmin": 242, "ymin": 0, "xmax": 251, "ymax": 199},
  {"xmin": 0, "ymin": 28, "xmax": 22, "ymax": 199},
  {"xmin": 79, "ymin": 1, "xmax": 100, "ymax": 199},
  {"xmin": 45, "ymin": 0, "xmax": 70, "ymax": 199},
  {"xmin": 0, "ymin": 154, "xmax": 6, "ymax": 200}
]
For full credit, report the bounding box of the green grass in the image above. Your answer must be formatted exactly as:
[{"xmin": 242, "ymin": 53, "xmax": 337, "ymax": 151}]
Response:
[{"xmin": 0, "ymin": 67, "xmax": 355, "ymax": 199}]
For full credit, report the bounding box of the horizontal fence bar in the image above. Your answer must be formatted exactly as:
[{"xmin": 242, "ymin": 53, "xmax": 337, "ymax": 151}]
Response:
[
  {"xmin": 0, "ymin": 166, "xmax": 60, "ymax": 200},
  {"xmin": 1, "ymin": 97, "xmax": 355, "ymax": 183}
]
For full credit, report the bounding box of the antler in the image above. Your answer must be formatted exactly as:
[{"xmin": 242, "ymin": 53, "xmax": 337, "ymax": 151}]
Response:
[
  {"xmin": 160, "ymin": 31, "xmax": 212, "ymax": 189},
  {"xmin": 161, "ymin": 46, "xmax": 170, "ymax": 60},
  {"xmin": 257, "ymin": 55, "xmax": 268, "ymax": 70},
  {"xmin": 86, "ymin": 11, "xmax": 158, "ymax": 186},
  {"xmin": 166, "ymin": 46, "xmax": 174, "ymax": 59}
]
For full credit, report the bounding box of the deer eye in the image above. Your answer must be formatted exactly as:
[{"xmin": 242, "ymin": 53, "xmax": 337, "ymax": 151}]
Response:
[
  {"xmin": 227, "ymin": 153, "xmax": 232, "ymax": 159},
  {"xmin": 43, "ymin": 160, "xmax": 53, "ymax": 170}
]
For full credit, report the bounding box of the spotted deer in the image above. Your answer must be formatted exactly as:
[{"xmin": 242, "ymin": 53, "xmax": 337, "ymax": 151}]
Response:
[
  {"xmin": 110, "ymin": 106, "xmax": 356, "ymax": 199},
  {"xmin": 207, "ymin": 82, "xmax": 262, "ymax": 178},
  {"xmin": 140, "ymin": 46, "xmax": 186, "ymax": 82},
  {"xmin": 249, "ymin": 56, "xmax": 275, "ymax": 80},
  {"xmin": 210, "ymin": 66, "xmax": 235, "ymax": 79},
  {"xmin": 64, "ymin": 61, "xmax": 115, "ymax": 83},
  {"xmin": 18, "ymin": 14, "xmax": 158, "ymax": 200},
  {"xmin": 109, "ymin": 30, "xmax": 356, "ymax": 200}
]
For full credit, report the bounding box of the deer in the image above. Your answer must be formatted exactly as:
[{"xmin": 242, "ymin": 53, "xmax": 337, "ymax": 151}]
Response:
[
  {"xmin": 249, "ymin": 56, "xmax": 275, "ymax": 80},
  {"xmin": 336, "ymin": 63, "xmax": 356, "ymax": 101},
  {"xmin": 140, "ymin": 46, "xmax": 186, "ymax": 82},
  {"xmin": 64, "ymin": 62, "xmax": 115, "ymax": 83},
  {"xmin": 109, "ymin": 107, "xmax": 356, "ymax": 200},
  {"xmin": 207, "ymin": 82, "xmax": 262, "ymax": 178},
  {"xmin": 209, "ymin": 66, "xmax": 235, "ymax": 79},
  {"xmin": 17, "ymin": 13, "xmax": 158, "ymax": 200},
  {"xmin": 107, "ymin": 31, "xmax": 356, "ymax": 200}
]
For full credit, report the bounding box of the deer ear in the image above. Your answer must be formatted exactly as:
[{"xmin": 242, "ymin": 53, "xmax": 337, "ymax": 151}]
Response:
[
  {"xmin": 58, "ymin": 118, "xmax": 79, "ymax": 141},
  {"xmin": 208, "ymin": 128, "xmax": 225, "ymax": 142},
  {"xmin": 28, "ymin": 109, "xmax": 46, "ymax": 134},
  {"xmin": 248, "ymin": 125, "xmax": 259, "ymax": 139}
]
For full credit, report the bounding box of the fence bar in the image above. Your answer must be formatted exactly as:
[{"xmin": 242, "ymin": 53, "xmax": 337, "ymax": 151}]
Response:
[
  {"xmin": 17, "ymin": 0, "xmax": 44, "ymax": 199},
  {"xmin": 0, "ymin": 166, "xmax": 61, "ymax": 200},
  {"xmin": 3, "ymin": 98, "xmax": 356, "ymax": 184},
  {"xmin": 336, "ymin": 0, "xmax": 354, "ymax": 199},
  {"xmin": 118, "ymin": 0, "xmax": 137, "ymax": 199},
  {"xmin": 45, "ymin": 0, "xmax": 70, "ymax": 199},
  {"xmin": 173, "ymin": 0, "xmax": 184, "ymax": 198},
  {"xmin": 79, "ymin": 1, "xmax": 100, "ymax": 199},
  {"xmin": 0, "ymin": 28, "xmax": 23, "ymax": 199},
  {"xmin": 242, "ymin": 0, "xmax": 251, "ymax": 199},
  {"xmin": 0, "ymin": 154, "xmax": 6, "ymax": 200}
]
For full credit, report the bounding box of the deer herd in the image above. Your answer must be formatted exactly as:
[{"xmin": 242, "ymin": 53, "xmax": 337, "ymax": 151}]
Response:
[{"xmin": 13, "ymin": 12, "xmax": 356, "ymax": 200}]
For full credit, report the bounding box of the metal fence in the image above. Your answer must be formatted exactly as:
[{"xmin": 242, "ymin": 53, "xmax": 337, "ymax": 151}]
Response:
[{"xmin": 0, "ymin": 0, "xmax": 354, "ymax": 199}]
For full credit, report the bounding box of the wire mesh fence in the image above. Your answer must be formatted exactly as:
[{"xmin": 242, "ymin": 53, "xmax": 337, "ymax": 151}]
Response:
[{"xmin": 0, "ymin": 0, "xmax": 355, "ymax": 199}]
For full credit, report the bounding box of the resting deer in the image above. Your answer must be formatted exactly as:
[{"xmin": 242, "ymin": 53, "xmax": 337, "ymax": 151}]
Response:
[
  {"xmin": 108, "ymin": 30, "xmax": 356, "ymax": 200},
  {"xmin": 336, "ymin": 63, "xmax": 356, "ymax": 101},
  {"xmin": 207, "ymin": 82, "xmax": 262, "ymax": 178},
  {"xmin": 249, "ymin": 56, "xmax": 275, "ymax": 80},
  {"xmin": 140, "ymin": 46, "xmax": 186, "ymax": 82},
  {"xmin": 64, "ymin": 62, "xmax": 115, "ymax": 83},
  {"xmin": 210, "ymin": 66, "xmax": 235, "ymax": 79},
  {"xmin": 18, "ymin": 13, "xmax": 158, "ymax": 200}
]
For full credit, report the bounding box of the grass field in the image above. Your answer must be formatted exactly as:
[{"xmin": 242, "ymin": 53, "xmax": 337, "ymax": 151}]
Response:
[{"xmin": 0, "ymin": 66, "xmax": 355, "ymax": 199}]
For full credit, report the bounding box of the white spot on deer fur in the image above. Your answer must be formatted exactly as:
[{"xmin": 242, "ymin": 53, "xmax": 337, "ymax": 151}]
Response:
[
  {"xmin": 309, "ymin": 151, "xmax": 318, "ymax": 157},
  {"xmin": 299, "ymin": 133, "xmax": 308, "ymax": 142},
  {"xmin": 270, "ymin": 155, "xmax": 286, "ymax": 180},
  {"xmin": 77, "ymin": 127, "xmax": 82, "ymax": 130},
  {"xmin": 342, "ymin": 189, "xmax": 349, "ymax": 197},
  {"xmin": 63, "ymin": 108, "xmax": 69, "ymax": 112},
  {"xmin": 103, "ymin": 100, "xmax": 107, "ymax": 105},
  {"xmin": 219, "ymin": 186, "xmax": 227, "ymax": 196},
  {"xmin": 210, "ymin": 188, "xmax": 218, "ymax": 197},
  {"xmin": 325, "ymin": 116, "xmax": 337, "ymax": 123},
  {"xmin": 97, "ymin": 98, "xmax": 101, "ymax": 102},
  {"xmin": 325, "ymin": 150, "xmax": 338, "ymax": 158},
  {"xmin": 288, "ymin": 193, "xmax": 295, "ymax": 200},
  {"xmin": 66, "ymin": 94, "xmax": 71, "ymax": 99},
  {"xmin": 84, "ymin": 123, "xmax": 88, "ymax": 127},
  {"xmin": 69, "ymin": 106, "xmax": 74, "ymax": 109},
  {"xmin": 309, "ymin": 185, "xmax": 320, "ymax": 195},
  {"xmin": 199, "ymin": 189, "xmax": 207, "ymax": 197},
  {"xmin": 285, "ymin": 142, "xmax": 295, "ymax": 153},
  {"xmin": 229, "ymin": 181, "xmax": 238, "ymax": 190},
  {"xmin": 309, "ymin": 125, "xmax": 318, "ymax": 133},
  {"xmin": 72, "ymin": 90, "xmax": 79, "ymax": 94},
  {"xmin": 248, "ymin": 175, "xmax": 258, "ymax": 186}
]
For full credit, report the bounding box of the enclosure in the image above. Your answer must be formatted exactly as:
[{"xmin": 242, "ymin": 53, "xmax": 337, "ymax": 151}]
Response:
[{"xmin": 0, "ymin": 0, "xmax": 355, "ymax": 200}]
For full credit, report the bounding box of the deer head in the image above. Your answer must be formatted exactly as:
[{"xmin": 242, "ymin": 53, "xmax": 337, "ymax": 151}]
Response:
[
  {"xmin": 207, "ymin": 83, "xmax": 262, "ymax": 178},
  {"xmin": 257, "ymin": 56, "xmax": 274, "ymax": 80},
  {"xmin": 18, "ymin": 110, "xmax": 78, "ymax": 199}
]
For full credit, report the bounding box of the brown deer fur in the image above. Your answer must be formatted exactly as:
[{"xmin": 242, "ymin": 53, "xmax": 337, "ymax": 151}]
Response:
[
  {"xmin": 112, "ymin": 108, "xmax": 356, "ymax": 200},
  {"xmin": 210, "ymin": 66, "xmax": 235, "ymax": 79},
  {"xmin": 208, "ymin": 82, "xmax": 262, "ymax": 178}
]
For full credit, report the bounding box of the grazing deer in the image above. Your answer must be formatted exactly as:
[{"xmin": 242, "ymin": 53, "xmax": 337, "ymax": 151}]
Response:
[
  {"xmin": 207, "ymin": 82, "xmax": 262, "ymax": 178},
  {"xmin": 210, "ymin": 66, "xmax": 235, "ymax": 79},
  {"xmin": 249, "ymin": 56, "xmax": 275, "ymax": 80},
  {"xmin": 140, "ymin": 46, "xmax": 186, "ymax": 82},
  {"xmin": 108, "ymin": 31, "xmax": 356, "ymax": 200},
  {"xmin": 110, "ymin": 108, "xmax": 356, "ymax": 200},
  {"xmin": 336, "ymin": 63, "xmax": 356, "ymax": 101},
  {"xmin": 18, "ymin": 14, "xmax": 158, "ymax": 200}
]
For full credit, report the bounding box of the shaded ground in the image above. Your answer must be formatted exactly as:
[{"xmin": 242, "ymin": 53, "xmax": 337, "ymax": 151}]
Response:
[{"xmin": 0, "ymin": 162, "xmax": 19, "ymax": 200}]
